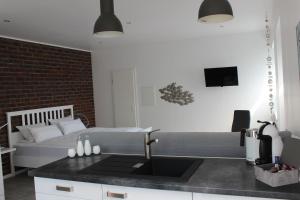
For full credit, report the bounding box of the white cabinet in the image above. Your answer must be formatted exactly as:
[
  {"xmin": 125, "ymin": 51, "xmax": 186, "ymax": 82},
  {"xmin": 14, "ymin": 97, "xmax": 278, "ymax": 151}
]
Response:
[
  {"xmin": 35, "ymin": 178, "xmax": 102, "ymax": 200},
  {"xmin": 102, "ymin": 184, "xmax": 192, "ymax": 200},
  {"xmin": 34, "ymin": 178, "xmax": 282, "ymax": 200},
  {"xmin": 36, "ymin": 194, "xmax": 87, "ymax": 200},
  {"xmin": 193, "ymin": 193, "xmax": 284, "ymax": 200}
]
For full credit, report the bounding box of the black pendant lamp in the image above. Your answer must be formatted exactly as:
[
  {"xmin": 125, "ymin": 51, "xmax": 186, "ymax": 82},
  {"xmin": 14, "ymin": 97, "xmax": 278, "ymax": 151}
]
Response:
[
  {"xmin": 198, "ymin": 0, "xmax": 234, "ymax": 23},
  {"xmin": 94, "ymin": 0, "xmax": 124, "ymax": 38}
]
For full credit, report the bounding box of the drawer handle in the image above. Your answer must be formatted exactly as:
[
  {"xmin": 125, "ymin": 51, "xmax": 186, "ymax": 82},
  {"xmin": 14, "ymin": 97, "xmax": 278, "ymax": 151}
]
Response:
[
  {"xmin": 56, "ymin": 185, "xmax": 73, "ymax": 192},
  {"xmin": 107, "ymin": 191, "xmax": 127, "ymax": 199}
]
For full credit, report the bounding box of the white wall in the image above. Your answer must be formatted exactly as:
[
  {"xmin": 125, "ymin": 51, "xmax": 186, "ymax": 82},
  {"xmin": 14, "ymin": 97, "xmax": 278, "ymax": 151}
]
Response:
[
  {"xmin": 272, "ymin": 0, "xmax": 300, "ymax": 136},
  {"xmin": 92, "ymin": 32, "xmax": 271, "ymax": 132}
]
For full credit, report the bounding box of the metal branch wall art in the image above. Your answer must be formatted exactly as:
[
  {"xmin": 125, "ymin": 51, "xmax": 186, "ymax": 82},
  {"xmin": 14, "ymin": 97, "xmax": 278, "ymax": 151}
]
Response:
[{"xmin": 159, "ymin": 83, "xmax": 194, "ymax": 106}]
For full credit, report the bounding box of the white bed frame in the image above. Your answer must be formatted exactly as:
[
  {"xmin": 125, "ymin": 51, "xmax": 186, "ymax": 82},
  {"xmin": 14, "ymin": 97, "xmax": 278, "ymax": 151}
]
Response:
[{"xmin": 6, "ymin": 105, "xmax": 74, "ymax": 176}]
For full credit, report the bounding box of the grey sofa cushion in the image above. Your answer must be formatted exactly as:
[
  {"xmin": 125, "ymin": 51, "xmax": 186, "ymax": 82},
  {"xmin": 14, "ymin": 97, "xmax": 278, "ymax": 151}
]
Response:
[{"xmin": 87, "ymin": 131, "xmax": 245, "ymax": 158}]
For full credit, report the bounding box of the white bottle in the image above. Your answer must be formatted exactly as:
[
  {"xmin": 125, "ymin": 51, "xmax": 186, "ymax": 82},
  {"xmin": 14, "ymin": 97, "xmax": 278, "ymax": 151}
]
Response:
[
  {"xmin": 76, "ymin": 136, "xmax": 84, "ymax": 157},
  {"xmin": 84, "ymin": 135, "xmax": 92, "ymax": 156}
]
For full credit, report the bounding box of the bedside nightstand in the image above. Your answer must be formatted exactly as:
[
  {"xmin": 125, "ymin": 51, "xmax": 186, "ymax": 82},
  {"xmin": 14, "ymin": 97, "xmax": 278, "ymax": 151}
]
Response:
[{"xmin": 0, "ymin": 148, "xmax": 16, "ymax": 200}]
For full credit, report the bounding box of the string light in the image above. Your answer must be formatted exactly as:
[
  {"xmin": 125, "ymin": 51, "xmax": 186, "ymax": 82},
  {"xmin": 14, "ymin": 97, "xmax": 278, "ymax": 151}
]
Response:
[{"xmin": 265, "ymin": 16, "xmax": 274, "ymax": 113}]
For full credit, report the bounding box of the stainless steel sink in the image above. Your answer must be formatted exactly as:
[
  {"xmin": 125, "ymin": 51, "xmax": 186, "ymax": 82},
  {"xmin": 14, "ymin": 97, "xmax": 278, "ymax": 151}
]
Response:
[{"xmin": 79, "ymin": 155, "xmax": 203, "ymax": 182}]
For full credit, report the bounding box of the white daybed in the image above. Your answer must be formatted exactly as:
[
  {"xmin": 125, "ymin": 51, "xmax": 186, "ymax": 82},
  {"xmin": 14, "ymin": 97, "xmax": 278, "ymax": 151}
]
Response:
[{"xmin": 6, "ymin": 105, "xmax": 149, "ymax": 174}]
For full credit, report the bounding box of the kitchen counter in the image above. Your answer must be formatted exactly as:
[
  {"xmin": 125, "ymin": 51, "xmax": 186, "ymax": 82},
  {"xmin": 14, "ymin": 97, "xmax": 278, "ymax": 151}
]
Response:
[{"xmin": 29, "ymin": 154, "xmax": 300, "ymax": 200}]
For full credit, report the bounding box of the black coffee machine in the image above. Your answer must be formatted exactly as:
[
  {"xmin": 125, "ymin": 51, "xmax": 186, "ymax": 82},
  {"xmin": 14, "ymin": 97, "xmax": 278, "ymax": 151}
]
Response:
[{"xmin": 255, "ymin": 120, "xmax": 273, "ymax": 165}]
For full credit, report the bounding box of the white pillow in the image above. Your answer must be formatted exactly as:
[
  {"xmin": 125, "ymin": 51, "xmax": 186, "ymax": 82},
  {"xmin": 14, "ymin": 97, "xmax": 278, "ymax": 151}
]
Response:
[
  {"xmin": 48, "ymin": 116, "xmax": 73, "ymax": 126},
  {"xmin": 16, "ymin": 123, "xmax": 46, "ymax": 142},
  {"xmin": 29, "ymin": 125, "xmax": 63, "ymax": 143},
  {"xmin": 58, "ymin": 119, "xmax": 86, "ymax": 135}
]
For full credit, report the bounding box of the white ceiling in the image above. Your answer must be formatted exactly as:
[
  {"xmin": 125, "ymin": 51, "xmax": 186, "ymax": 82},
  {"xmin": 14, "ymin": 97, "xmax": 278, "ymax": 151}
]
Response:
[{"xmin": 0, "ymin": 0, "xmax": 272, "ymax": 50}]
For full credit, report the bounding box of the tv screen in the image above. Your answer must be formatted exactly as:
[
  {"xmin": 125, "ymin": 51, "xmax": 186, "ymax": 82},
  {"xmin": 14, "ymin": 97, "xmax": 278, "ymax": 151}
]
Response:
[{"xmin": 204, "ymin": 67, "xmax": 239, "ymax": 87}]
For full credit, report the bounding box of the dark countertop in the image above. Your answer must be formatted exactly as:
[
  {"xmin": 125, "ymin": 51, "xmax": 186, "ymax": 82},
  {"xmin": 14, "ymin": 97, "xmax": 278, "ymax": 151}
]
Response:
[{"xmin": 29, "ymin": 154, "xmax": 300, "ymax": 200}]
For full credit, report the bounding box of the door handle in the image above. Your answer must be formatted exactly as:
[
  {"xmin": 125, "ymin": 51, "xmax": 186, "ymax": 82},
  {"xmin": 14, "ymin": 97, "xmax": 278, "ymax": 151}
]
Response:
[
  {"xmin": 56, "ymin": 185, "xmax": 73, "ymax": 192},
  {"xmin": 107, "ymin": 191, "xmax": 128, "ymax": 199}
]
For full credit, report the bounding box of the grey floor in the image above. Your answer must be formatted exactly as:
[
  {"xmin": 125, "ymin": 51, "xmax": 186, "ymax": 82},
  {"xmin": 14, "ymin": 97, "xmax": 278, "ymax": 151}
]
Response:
[{"xmin": 4, "ymin": 173, "xmax": 35, "ymax": 200}]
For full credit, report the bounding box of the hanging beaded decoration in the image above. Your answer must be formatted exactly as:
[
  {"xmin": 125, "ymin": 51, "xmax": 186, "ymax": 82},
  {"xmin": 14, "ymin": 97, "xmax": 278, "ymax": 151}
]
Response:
[{"xmin": 265, "ymin": 16, "xmax": 274, "ymax": 113}]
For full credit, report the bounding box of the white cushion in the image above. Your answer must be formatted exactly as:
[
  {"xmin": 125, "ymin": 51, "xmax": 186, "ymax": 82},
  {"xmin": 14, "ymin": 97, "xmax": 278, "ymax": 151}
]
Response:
[
  {"xmin": 48, "ymin": 116, "xmax": 73, "ymax": 126},
  {"xmin": 58, "ymin": 119, "xmax": 86, "ymax": 135},
  {"xmin": 16, "ymin": 123, "xmax": 46, "ymax": 142},
  {"xmin": 17, "ymin": 139, "xmax": 34, "ymax": 144},
  {"xmin": 95, "ymin": 127, "xmax": 152, "ymax": 132},
  {"xmin": 29, "ymin": 125, "xmax": 63, "ymax": 143},
  {"xmin": 143, "ymin": 127, "xmax": 153, "ymax": 132}
]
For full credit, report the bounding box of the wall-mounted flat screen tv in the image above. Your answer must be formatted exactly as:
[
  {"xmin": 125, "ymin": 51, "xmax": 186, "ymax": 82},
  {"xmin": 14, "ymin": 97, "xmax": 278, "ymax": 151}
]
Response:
[{"xmin": 204, "ymin": 67, "xmax": 239, "ymax": 87}]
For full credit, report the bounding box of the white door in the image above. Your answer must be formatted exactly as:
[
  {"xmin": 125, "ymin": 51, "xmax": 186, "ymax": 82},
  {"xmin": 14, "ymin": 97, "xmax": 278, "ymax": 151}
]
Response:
[{"xmin": 112, "ymin": 68, "xmax": 138, "ymax": 127}]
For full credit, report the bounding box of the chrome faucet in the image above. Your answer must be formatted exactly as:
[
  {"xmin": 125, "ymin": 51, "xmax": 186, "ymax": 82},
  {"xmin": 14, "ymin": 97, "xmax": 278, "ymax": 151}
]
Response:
[{"xmin": 144, "ymin": 129, "xmax": 160, "ymax": 160}]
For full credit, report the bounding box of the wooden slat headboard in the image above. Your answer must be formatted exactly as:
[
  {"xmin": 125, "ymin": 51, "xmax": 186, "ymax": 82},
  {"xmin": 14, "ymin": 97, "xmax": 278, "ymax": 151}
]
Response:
[{"xmin": 6, "ymin": 105, "xmax": 74, "ymax": 148}]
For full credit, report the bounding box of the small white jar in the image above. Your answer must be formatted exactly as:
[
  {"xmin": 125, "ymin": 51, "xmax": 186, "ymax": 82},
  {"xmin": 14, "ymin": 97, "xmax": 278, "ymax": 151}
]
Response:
[
  {"xmin": 67, "ymin": 148, "xmax": 76, "ymax": 158},
  {"xmin": 93, "ymin": 145, "xmax": 101, "ymax": 155}
]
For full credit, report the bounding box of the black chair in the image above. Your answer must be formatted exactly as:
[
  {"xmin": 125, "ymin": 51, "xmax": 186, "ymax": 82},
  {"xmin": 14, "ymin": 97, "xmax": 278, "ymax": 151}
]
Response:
[
  {"xmin": 231, "ymin": 110, "xmax": 250, "ymax": 132},
  {"xmin": 231, "ymin": 110, "xmax": 250, "ymax": 146}
]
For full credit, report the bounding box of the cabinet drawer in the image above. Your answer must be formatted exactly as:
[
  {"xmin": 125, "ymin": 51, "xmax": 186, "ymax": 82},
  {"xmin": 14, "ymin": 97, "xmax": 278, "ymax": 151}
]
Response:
[
  {"xmin": 102, "ymin": 184, "xmax": 192, "ymax": 200},
  {"xmin": 193, "ymin": 193, "xmax": 284, "ymax": 200},
  {"xmin": 36, "ymin": 193, "xmax": 87, "ymax": 200},
  {"xmin": 35, "ymin": 177, "xmax": 102, "ymax": 200}
]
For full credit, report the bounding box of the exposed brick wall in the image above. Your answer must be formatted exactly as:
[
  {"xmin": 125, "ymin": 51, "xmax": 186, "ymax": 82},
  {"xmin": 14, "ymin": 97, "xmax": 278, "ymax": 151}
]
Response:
[{"xmin": 0, "ymin": 37, "xmax": 95, "ymax": 175}]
